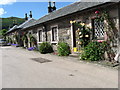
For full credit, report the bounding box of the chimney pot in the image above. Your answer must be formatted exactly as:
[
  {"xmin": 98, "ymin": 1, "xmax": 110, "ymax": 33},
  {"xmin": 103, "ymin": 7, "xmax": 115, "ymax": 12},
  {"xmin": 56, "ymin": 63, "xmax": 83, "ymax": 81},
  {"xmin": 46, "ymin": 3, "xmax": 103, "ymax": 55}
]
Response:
[
  {"xmin": 29, "ymin": 11, "xmax": 32, "ymax": 18},
  {"xmin": 25, "ymin": 13, "xmax": 28, "ymax": 20},
  {"xmin": 52, "ymin": 2, "xmax": 56, "ymax": 11},
  {"xmin": 48, "ymin": 1, "xmax": 51, "ymax": 7},
  {"xmin": 48, "ymin": 1, "xmax": 52, "ymax": 13},
  {"xmin": 53, "ymin": 2, "xmax": 55, "ymax": 7}
]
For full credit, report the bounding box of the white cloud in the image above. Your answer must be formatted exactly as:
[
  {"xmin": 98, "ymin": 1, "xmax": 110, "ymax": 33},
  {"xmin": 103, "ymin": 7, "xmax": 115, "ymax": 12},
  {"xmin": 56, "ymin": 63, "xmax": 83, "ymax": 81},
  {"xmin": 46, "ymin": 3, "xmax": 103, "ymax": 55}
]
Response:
[
  {"xmin": 0, "ymin": 8, "xmax": 7, "ymax": 16},
  {"xmin": 0, "ymin": 0, "xmax": 16, "ymax": 5}
]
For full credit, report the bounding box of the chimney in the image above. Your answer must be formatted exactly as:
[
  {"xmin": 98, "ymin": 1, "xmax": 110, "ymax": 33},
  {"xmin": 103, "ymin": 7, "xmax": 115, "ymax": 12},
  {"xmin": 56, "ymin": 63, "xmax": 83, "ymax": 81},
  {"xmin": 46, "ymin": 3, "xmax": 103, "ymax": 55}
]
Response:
[
  {"xmin": 29, "ymin": 11, "xmax": 32, "ymax": 18},
  {"xmin": 52, "ymin": 2, "xmax": 56, "ymax": 11},
  {"xmin": 48, "ymin": 1, "xmax": 52, "ymax": 13},
  {"xmin": 25, "ymin": 13, "xmax": 28, "ymax": 20}
]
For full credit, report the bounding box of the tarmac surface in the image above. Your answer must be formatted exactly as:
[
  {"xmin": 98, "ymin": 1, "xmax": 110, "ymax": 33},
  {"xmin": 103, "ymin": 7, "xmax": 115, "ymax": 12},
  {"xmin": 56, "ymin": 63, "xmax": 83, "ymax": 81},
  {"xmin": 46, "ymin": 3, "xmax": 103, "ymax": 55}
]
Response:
[{"xmin": 1, "ymin": 46, "xmax": 118, "ymax": 88}]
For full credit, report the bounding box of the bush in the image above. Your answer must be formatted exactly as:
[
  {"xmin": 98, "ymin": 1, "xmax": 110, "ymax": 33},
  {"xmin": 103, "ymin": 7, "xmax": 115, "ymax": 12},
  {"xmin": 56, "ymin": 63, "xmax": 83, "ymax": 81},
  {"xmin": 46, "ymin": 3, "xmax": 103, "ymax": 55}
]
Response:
[
  {"xmin": 39, "ymin": 42, "xmax": 53, "ymax": 54},
  {"xmin": 80, "ymin": 41, "xmax": 107, "ymax": 61},
  {"xmin": 57, "ymin": 42, "xmax": 71, "ymax": 56}
]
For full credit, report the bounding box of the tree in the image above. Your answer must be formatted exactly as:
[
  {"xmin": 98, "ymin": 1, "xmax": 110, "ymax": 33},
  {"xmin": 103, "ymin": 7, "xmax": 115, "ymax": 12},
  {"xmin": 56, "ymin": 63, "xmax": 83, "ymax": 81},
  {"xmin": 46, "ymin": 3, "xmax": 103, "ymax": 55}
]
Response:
[{"xmin": 0, "ymin": 29, "xmax": 8, "ymax": 36}]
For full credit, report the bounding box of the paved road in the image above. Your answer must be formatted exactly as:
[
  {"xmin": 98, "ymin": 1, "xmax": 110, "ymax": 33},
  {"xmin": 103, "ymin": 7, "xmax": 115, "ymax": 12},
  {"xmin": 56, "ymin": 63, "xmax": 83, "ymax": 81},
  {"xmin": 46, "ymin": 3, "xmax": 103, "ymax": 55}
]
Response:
[{"xmin": 1, "ymin": 46, "xmax": 118, "ymax": 88}]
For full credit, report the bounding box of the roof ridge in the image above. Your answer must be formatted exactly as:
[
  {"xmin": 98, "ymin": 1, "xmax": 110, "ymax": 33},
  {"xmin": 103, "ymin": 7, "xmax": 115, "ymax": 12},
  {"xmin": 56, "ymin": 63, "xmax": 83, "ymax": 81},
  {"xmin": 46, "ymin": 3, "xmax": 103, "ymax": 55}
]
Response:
[
  {"xmin": 17, "ymin": 18, "xmax": 36, "ymax": 28},
  {"xmin": 37, "ymin": 2, "xmax": 79, "ymax": 21}
]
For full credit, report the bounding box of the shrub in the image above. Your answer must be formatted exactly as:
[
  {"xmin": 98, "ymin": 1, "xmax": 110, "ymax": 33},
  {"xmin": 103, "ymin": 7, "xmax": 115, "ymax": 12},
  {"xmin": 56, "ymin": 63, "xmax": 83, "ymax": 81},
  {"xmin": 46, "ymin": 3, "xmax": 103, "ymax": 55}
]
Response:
[
  {"xmin": 75, "ymin": 22, "xmax": 91, "ymax": 47},
  {"xmin": 80, "ymin": 41, "xmax": 107, "ymax": 61},
  {"xmin": 39, "ymin": 42, "xmax": 53, "ymax": 54},
  {"xmin": 57, "ymin": 42, "xmax": 71, "ymax": 56}
]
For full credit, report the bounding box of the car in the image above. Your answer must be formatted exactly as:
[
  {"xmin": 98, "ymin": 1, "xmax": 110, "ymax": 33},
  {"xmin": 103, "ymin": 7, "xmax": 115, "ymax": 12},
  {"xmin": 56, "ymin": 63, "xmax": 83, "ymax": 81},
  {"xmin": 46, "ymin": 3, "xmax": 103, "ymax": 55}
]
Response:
[{"xmin": 0, "ymin": 39, "xmax": 7, "ymax": 46}]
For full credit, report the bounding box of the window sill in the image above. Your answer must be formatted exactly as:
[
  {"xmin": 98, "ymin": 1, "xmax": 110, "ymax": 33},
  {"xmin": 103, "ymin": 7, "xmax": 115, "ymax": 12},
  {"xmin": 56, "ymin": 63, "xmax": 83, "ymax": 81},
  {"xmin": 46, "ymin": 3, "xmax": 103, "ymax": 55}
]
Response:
[
  {"xmin": 38, "ymin": 42, "xmax": 43, "ymax": 44},
  {"xmin": 51, "ymin": 41, "xmax": 58, "ymax": 44}
]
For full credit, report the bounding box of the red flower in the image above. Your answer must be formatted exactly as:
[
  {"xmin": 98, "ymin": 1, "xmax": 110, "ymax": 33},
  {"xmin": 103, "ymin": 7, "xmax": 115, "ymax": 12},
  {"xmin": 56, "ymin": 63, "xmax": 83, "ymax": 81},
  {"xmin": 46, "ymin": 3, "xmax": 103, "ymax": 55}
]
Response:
[{"xmin": 95, "ymin": 11, "xmax": 99, "ymax": 14}]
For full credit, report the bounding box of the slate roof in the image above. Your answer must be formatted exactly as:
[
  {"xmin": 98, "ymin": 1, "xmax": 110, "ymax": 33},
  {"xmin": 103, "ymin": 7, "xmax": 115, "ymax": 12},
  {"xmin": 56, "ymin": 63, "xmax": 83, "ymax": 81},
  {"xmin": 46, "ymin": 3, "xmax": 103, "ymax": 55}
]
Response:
[
  {"xmin": 7, "ymin": 0, "xmax": 120, "ymax": 32},
  {"xmin": 6, "ymin": 18, "xmax": 36, "ymax": 34},
  {"xmin": 7, "ymin": 25, "xmax": 18, "ymax": 33},
  {"xmin": 24, "ymin": 1, "xmax": 119, "ymax": 29},
  {"xmin": 17, "ymin": 18, "xmax": 36, "ymax": 29}
]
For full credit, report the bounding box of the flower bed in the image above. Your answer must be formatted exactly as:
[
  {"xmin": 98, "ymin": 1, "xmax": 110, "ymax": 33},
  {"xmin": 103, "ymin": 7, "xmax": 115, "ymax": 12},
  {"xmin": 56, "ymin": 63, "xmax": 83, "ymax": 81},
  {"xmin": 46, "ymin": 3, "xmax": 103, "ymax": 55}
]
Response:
[
  {"xmin": 27, "ymin": 47, "xmax": 36, "ymax": 51},
  {"xmin": 11, "ymin": 44, "xmax": 19, "ymax": 47}
]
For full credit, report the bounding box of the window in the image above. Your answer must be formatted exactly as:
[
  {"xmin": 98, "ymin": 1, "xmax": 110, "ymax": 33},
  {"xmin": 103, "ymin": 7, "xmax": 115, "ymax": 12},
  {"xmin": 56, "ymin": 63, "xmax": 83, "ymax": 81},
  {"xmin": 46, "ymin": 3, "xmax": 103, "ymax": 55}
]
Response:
[
  {"xmin": 51, "ymin": 27, "xmax": 58, "ymax": 42},
  {"xmin": 38, "ymin": 30, "xmax": 43, "ymax": 42},
  {"xmin": 92, "ymin": 19, "xmax": 105, "ymax": 40}
]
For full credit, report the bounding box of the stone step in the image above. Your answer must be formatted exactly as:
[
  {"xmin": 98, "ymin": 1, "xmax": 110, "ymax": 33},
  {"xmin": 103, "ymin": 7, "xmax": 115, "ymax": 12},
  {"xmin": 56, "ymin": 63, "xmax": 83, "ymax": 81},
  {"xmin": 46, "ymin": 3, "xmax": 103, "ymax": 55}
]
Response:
[{"xmin": 69, "ymin": 53, "xmax": 79, "ymax": 58}]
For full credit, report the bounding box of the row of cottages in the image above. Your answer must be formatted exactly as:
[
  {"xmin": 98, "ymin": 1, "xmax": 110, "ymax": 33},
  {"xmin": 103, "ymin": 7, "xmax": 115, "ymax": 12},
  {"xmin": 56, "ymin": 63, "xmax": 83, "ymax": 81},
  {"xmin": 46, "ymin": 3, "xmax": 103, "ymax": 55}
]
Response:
[
  {"xmin": 6, "ymin": 1, "xmax": 120, "ymax": 55},
  {"xmin": 6, "ymin": 13, "xmax": 36, "ymax": 48}
]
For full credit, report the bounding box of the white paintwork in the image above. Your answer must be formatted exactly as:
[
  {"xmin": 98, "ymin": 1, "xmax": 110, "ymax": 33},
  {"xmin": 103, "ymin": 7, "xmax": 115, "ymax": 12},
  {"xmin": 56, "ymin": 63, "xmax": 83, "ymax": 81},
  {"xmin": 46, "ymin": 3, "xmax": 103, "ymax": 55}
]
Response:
[{"xmin": 51, "ymin": 25, "xmax": 59, "ymax": 44}]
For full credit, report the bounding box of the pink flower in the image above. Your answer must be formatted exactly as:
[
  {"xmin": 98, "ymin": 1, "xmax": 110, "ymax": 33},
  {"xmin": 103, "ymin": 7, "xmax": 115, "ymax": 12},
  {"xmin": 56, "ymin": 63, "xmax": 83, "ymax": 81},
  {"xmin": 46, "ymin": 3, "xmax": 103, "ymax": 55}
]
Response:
[
  {"xmin": 97, "ymin": 40, "xmax": 104, "ymax": 43},
  {"xmin": 95, "ymin": 11, "xmax": 99, "ymax": 14}
]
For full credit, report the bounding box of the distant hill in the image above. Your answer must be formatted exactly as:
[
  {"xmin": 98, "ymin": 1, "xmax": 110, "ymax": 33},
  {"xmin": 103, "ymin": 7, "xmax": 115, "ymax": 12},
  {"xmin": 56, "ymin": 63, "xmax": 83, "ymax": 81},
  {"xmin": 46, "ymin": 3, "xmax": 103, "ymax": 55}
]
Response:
[{"xmin": 0, "ymin": 17, "xmax": 25, "ymax": 30}]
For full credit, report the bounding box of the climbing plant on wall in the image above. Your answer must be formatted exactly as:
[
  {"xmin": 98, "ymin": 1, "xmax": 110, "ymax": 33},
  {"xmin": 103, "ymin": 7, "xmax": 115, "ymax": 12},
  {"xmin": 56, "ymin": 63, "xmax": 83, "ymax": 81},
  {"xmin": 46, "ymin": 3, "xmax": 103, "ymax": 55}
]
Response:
[
  {"xmin": 30, "ymin": 34, "xmax": 37, "ymax": 46},
  {"xmin": 22, "ymin": 33, "xmax": 28, "ymax": 47},
  {"xmin": 95, "ymin": 10, "xmax": 118, "ymax": 61},
  {"xmin": 28, "ymin": 33, "xmax": 37, "ymax": 46},
  {"xmin": 77, "ymin": 23, "xmax": 91, "ymax": 47},
  {"xmin": 72, "ymin": 21, "xmax": 92, "ymax": 47},
  {"xmin": 95, "ymin": 10, "xmax": 118, "ymax": 42},
  {"xmin": 13, "ymin": 34, "xmax": 19, "ymax": 44}
]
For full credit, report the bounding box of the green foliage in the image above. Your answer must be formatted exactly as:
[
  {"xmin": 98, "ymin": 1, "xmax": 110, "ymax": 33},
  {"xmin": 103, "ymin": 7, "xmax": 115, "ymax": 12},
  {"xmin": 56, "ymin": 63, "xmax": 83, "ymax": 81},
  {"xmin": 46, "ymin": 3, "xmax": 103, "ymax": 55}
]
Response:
[
  {"xmin": 1, "ymin": 17, "xmax": 25, "ymax": 30},
  {"xmin": 57, "ymin": 42, "xmax": 71, "ymax": 56},
  {"xmin": 22, "ymin": 34, "xmax": 28, "ymax": 43},
  {"xmin": 0, "ymin": 29, "xmax": 8, "ymax": 36},
  {"xmin": 13, "ymin": 34, "xmax": 19, "ymax": 43},
  {"xmin": 28, "ymin": 34, "xmax": 37, "ymax": 45},
  {"xmin": 80, "ymin": 41, "xmax": 107, "ymax": 61},
  {"xmin": 6, "ymin": 37, "xmax": 12, "ymax": 43},
  {"xmin": 39, "ymin": 42, "xmax": 53, "ymax": 54},
  {"xmin": 75, "ymin": 23, "xmax": 91, "ymax": 47}
]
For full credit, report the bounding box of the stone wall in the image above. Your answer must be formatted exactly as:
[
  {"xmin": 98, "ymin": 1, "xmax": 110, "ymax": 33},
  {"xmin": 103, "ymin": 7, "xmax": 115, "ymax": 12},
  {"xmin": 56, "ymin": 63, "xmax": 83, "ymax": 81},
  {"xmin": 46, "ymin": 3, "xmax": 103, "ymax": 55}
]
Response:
[{"xmin": 26, "ymin": 3, "xmax": 119, "ymax": 52}]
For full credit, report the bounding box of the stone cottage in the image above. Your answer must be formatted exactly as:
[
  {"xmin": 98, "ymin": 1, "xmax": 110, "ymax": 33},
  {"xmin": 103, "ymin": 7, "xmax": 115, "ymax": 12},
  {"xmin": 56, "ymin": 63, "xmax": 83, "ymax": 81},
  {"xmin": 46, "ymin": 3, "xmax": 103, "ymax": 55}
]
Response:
[
  {"xmin": 6, "ymin": 12, "xmax": 36, "ymax": 47},
  {"xmin": 6, "ymin": 1, "xmax": 120, "ymax": 60},
  {"xmin": 22, "ymin": 1, "xmax": 120, "ymax": 53}
]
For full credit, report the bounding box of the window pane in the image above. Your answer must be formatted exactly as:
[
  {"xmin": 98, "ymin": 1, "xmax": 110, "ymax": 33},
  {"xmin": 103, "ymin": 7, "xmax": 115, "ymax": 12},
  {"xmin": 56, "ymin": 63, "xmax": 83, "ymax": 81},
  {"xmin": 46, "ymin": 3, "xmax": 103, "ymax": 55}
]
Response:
[
  {"xmin": 39, "ymin": 30, "xmax": 42, "ymax": 42},
  {"xmin": 52, "ymin": 27, "xmax": 57, "ymax": 41},
  {"xmin": 94, "ymin": 19, "xmax": 104, "ymax": 40}
]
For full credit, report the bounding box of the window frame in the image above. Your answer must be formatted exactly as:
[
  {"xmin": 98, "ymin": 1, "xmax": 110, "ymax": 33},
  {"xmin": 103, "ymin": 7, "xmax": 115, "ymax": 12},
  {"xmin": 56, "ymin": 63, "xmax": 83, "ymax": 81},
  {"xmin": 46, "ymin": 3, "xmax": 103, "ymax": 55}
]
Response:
[
  {"xmin": 51, "ymin": 25, "xmax": 59, "ymax": 43},
  {"xmin": 92, "ymin": 18, "xmax": 105, "ymax": 40},
  {"xmin": 37, "ymin": 29, "xmax": 43, "ymax": 43}
]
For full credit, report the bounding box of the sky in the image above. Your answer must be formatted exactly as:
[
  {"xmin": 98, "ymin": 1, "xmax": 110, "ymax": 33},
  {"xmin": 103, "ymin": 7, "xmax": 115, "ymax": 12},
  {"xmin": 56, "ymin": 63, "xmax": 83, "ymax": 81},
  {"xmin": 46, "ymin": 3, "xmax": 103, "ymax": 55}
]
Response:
[{"xmin": 0, "ymin": 1, "xmax": 73, "ymax": 19}]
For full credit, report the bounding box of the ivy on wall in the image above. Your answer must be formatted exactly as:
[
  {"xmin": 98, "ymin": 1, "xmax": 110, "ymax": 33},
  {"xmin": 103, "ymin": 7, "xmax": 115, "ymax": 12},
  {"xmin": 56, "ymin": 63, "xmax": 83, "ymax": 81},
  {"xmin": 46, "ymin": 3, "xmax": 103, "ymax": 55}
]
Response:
[{"xmin": 95, "ymin": 10, "xmax": 118, "ymax": 42}]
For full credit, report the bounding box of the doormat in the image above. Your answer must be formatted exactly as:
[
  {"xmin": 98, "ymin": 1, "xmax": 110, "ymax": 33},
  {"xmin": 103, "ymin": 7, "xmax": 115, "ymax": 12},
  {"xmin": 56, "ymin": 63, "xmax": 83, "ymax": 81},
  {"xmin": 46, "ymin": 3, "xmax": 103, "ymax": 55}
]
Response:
[{"xmin": 31, "ymin": 58, "xmax": 52, "ymax": 63}]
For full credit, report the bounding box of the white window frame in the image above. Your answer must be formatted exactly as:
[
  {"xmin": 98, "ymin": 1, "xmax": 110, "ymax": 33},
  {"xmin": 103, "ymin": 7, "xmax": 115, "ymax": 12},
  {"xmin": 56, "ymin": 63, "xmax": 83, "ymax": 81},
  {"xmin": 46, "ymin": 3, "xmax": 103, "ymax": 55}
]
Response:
[
  {"xmin": 37, "ymin": 29, "xmax": 43, "ymax": 43},
  {"xmin": 94, "ymin": 19, "xmax": 105, "ymax": 40},
  {"xmin": 51, "ymin": 25, "xmax": 59, "ymax": 43}
]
